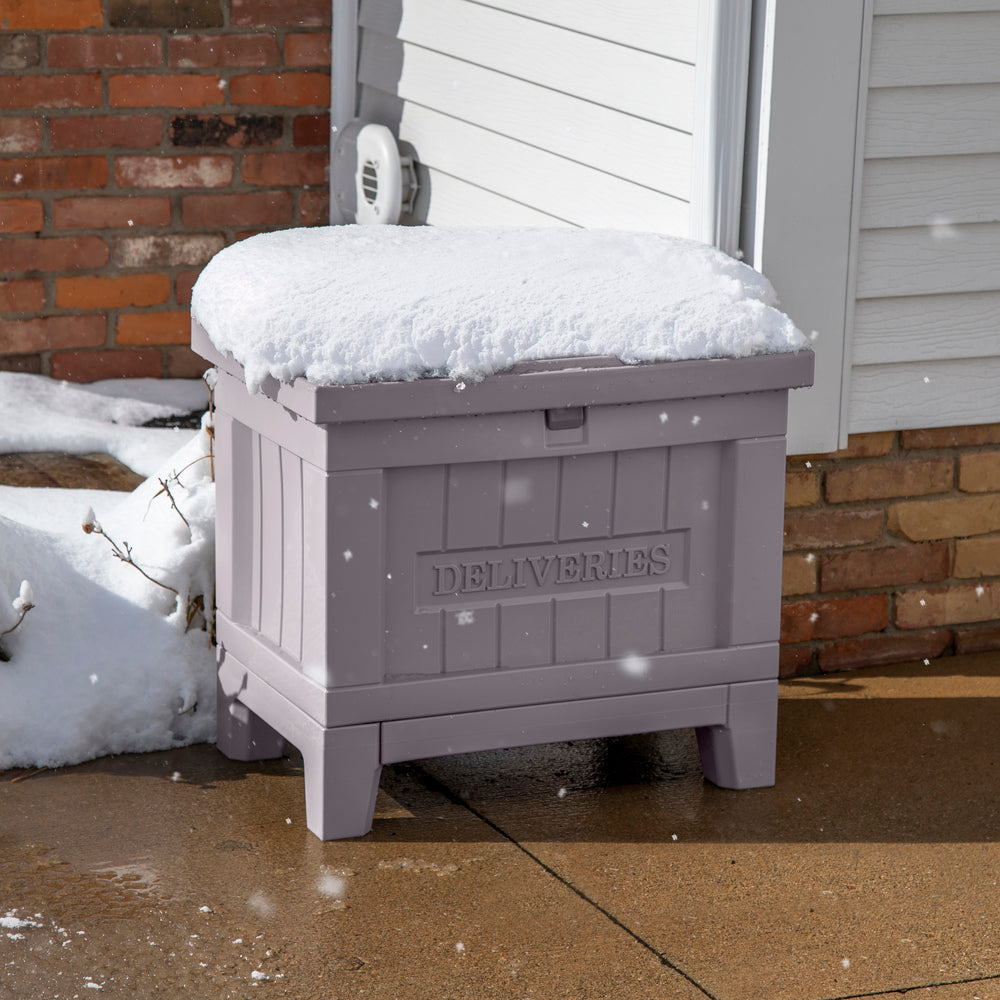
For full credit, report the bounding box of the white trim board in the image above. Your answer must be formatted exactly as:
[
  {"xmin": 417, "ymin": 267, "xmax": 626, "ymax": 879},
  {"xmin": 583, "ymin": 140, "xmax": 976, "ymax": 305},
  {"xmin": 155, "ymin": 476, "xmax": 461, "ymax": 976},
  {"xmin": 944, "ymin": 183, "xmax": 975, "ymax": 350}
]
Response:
[{"xmin": 743, "ymin": 0, "xmax": 873, "ymax": 455}]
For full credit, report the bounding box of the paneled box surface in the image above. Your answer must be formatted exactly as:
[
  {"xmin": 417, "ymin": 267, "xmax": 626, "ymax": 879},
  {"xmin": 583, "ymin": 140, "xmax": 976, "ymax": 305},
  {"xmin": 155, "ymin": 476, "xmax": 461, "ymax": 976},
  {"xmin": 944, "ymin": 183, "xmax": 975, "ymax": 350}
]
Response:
[{"xmin": 195, "ymin": 321, "xmax": 813, "ymax": 840}]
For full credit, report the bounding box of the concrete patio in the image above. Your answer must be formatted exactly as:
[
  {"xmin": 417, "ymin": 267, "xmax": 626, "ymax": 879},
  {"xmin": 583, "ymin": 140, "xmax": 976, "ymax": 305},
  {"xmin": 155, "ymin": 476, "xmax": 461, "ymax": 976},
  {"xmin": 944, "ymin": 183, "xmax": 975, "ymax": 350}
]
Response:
[{"xmin": 2, "ymin": 455, "xmax": 999, "ymax": 1000}]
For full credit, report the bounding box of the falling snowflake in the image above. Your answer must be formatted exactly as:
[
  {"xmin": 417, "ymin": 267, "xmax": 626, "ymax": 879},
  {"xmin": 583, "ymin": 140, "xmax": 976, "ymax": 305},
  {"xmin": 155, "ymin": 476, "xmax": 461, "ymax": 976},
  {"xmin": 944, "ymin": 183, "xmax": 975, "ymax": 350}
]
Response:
[
  {"xmin": 691, "ymin": 415, "xmax": 701, "ymax": 426},
  {"xmin": 368, "ymin": 498, "xmax": 380, "ymax": 510},
  {"xmin": 806, "ymin": 553, "xmax": 816, "ymax": 564},
  {"xmin": 620, "ymin": 653, "xmax": 650, "ymax": 677},
  {"xmin": 557, "ymin": 787, "xmax": 567, "ymax": 799},
  {"xmin": 809, "ymin": 612, "xmax": 819, "ymax": 623},
  {"xmin": 454, "ymin": 382, "xmax": 466, "ymax": 393},
  {"xmin": 89, "ymin": 673, "xmax": 99, "ymax": 685},
  {"xmin": 700, "ymin": 500, "xmax": 710, "ymax": 511},
  {"xmin": 455, "ymin": 610, "xmax": 475, "ymax": 626},
  {"xmin": 659, "ymin": 411, "xmax": 668, "ymax": 424},
  {"xmin": 976, "ymin": 585, "xmax": 985, "ymax": 597},
  {"xmin": 581, "ymin": 521, "xmax": 589, "ymax": 528},
  {"xmin": 342, "ymin": 549, "xmax": 353, "ymax": 562}
]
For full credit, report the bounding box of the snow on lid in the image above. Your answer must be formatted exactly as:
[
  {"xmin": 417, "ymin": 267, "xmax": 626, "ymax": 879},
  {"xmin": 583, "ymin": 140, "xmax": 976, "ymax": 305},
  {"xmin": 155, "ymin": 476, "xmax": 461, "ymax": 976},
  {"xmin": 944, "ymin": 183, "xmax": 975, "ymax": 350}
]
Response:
[{"xmin": 191, "ymin": 226, "xmax": 807, "ymax": 393}]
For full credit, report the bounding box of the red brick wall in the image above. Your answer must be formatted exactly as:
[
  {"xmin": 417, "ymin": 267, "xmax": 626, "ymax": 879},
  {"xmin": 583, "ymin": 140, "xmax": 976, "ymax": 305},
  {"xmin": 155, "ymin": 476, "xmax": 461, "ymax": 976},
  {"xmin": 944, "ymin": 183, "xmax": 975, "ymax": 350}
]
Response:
[
  {"xmin": 780, "ymin": 425, "xmax": 1000, "ymax": 675},
  {"xmin": 0, "ymin": 0, "xmax": 330, "ymax": 380}
]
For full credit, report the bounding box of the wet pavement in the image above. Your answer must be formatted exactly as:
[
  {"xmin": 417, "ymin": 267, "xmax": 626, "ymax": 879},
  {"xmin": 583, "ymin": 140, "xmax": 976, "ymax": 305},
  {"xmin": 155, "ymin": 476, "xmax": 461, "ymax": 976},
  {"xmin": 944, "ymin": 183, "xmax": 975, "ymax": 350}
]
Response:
[{"xmin": 3, "ymin": 455, "xmax": 1000, "ymax": 999}]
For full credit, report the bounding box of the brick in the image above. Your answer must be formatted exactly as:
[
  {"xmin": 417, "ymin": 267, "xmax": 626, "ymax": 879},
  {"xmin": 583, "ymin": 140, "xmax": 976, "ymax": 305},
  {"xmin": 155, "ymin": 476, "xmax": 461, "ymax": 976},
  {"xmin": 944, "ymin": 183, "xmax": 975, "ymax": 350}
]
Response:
[
  {"xmin": 954, "ymin": 535, "xmax": 1000, "ymax": 578},
  {"xmin": 817, "ymin": 630, "xmax": 952, "ymax": 673},
  {"xmin": 820, "ymin": 542, "xmax": 950, "ymax": 593},
  {"xmin": 888, "ymin": 494, "xmax": 1000, "ymax": 542},
  {"xmin": 242, "ymin": 151, "xmax": 327, "ymax": 186},
  {"xmin": 50, "ymin": 348, "xmax": 162, "ymax": 381},
  {"xmin": 230, "ymin": 72, "xmax": 330, "ymax": 106},
  {"xmin": 54, "ymin": 195, "xmax": 171, "ymax": 229},
  {"xmin": 116, "ymin": 154, "xmax": 233, "ymax": 188},
  {"xmin": 0, "ymin": 117, "xmax": 41, "ymax": 153},
  {"xmin": 0, "ymin": 74, "xmax": 102, "ymax": 109},
  {"xmin": 902, "ymin": 424, "xmax": 1000, "ymax": 450},
  {"xmin": 0, "ymin": 35, "xmax": 40, "ymax": 70},
  {"xmin": 959, "ymin": 451, "xmax": 1000, "ymax": 493},
  {"xmin": 0, "ymin": 353, "xmax": 41, "ymax": 373},
  {"xmin": 117, "ymin": 310, "xmax": 190, "ymax": 345},
  {"xmin": 175, "ymin": 269, "xmax": 199, "ymax": 305},
  {"xmin": 165, "ymin": 344, "xmax": 209, "ymax": 378},
  {"xmin": 56, "ymin": 274, "xmax": 170, "ymax": 310},
  {"xmin": 0, "ymin": 314, "xmax": 105, "ymax": 353},
  {"xmin": 778, "ymin": 643, "xmax": 813, "ymax": 678},
  {"xmin": 232, "ymin": 0, "xmax": 330, "ymax": 27},
  {"xmin": 170, "ymin": 113, "xmax": 282, "ymax": 148},
  {"xmin": 898, "ymin": 582, "xmax": 1000, "ymax": 629},
  {"xmin": 0, "ymin": 155, "xmax": 107, "ymax": 191},
  {"xmin": 50, "ymin": 114, "xmax": 163, "ymax": 150},
  {"xmin": 112, "ymin": 234, "xmax": 224, "ymax": 268},
  {"xmin": 781, "ymin": 594, "xmax": 889, "ymax": 643},
  {"xmin": 298, "ymin": 188, "xmax": 328, "ymax": 226},
  {"xmin": 48, "ymin": 34, "xmax": 161, "ymax": 68},
  {"xmin": 784, "ymin": 470, "xmax": 819, "ymax": 509},
  {"xmin": 783, "ymin": 508, "xmax": 884, "ymax": 550},
  {"xmin": 0, "ymin": 235, "xmax": 108, "ymax": 273},
  {"xmin": 182, "ymin": 191, "xmax": 292, "ymax": 228},
  {"xmin": 797, "ymin": 431, "xmax": 895, "ymax": 463},
  {"xmin": 825, "ymin": 457, "xmax": 952, "ymax": 503},
  {"xmin": 782, "ymin": 553, "xmax": 816, "ymax": 597},
  {"xmin": 109, "ymin": 74, "xmax": 223, "ymax": 109},
  {"xmin": 169, "ymin": 33, "xmax": 279, "ymax": 68},
  {"xmin": 293, "ymin": 113, "xmax": 329, "ymax": 148},
  {"xmin": 109, "ymin": 0, "xmax": 222, "ymax": 29},
  {"xmin": 954, "ymin": 624, "xmax": 1000, "ymax": 655},
  {"xmin": 0, "ymin": 199, "xmax": 43, "ymax": 233},
  {"xmin": 2, "ymin": 0, "xmax": 103, "ymax": 29},
  {"xmin": 0, "ymin": 278, "xmax": 44, "ymax": 312},
  {"xmin": 284, "ymin": 33, "xmax": 331, "ymax": 66}
]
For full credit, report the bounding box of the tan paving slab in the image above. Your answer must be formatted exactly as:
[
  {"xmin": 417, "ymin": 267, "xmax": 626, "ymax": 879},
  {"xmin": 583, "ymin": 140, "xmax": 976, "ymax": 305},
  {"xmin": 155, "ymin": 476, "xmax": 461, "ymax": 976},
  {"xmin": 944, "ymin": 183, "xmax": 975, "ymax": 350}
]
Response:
[
  {"xmin": 1, "ymin": 747, "xmax": 705, "ymax": 1000},
  {"xmin": 418, "ymin": 653, "xmax": 1000, "ymax": 1000}
]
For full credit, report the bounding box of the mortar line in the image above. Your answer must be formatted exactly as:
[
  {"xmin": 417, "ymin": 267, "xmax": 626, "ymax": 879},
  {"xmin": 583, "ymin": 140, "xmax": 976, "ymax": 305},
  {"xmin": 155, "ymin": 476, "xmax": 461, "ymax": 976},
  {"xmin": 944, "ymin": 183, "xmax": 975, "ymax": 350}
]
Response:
[{"xmin": 412, "ymin": 764, "xmax": 719, "ymax": 1000}]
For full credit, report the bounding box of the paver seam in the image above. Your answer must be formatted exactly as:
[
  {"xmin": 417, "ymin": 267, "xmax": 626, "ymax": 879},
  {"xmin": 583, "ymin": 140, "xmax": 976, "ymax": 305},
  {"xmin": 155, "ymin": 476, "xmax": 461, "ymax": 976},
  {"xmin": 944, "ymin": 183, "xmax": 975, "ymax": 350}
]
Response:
[
  {"xmin": 411, "ymin": 763, "xmax": 720, "ymax": 1000},
  {"xmin": 824, "ymin": 970, "xmax": 1000, "ymax": 1000}
]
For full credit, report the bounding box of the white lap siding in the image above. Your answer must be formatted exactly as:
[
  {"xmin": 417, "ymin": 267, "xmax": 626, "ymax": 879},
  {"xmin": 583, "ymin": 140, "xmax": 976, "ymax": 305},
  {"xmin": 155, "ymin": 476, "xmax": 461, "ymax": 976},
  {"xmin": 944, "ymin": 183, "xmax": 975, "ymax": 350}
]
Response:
[
  {"xmin": 356, "ymin": 0, "xmax": 699, "ymax": 233},
  {"xmin": 850, "ymin": 1, "xmax": 1000, "ymax": 432}
]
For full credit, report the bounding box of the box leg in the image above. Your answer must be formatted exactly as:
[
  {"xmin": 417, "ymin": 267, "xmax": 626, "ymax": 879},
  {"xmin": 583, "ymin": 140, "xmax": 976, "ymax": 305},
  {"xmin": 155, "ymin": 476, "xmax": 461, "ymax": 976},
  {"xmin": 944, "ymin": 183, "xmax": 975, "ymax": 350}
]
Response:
[
  {"xmin": 695, "ymin": 680, "xmax": 778, "ymax": 789},
  {"xmin": 299, "ymin": 723, "xmax": 382, "ymax": 841},
  {"xmin": 216, "ymin": 675, "xmax": 286, "ymax": 761}
]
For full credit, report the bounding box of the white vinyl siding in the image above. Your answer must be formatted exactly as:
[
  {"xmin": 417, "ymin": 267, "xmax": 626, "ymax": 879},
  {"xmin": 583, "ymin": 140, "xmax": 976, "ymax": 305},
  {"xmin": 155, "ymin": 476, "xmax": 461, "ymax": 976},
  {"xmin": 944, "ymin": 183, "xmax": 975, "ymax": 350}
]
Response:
[
  {"xmin": 849, "ymin": 3, "xmax": 1000, "ymax": 432},
  {"xmin": 356, "ymin": 0, "xmax": 699, "ymax": 233}
]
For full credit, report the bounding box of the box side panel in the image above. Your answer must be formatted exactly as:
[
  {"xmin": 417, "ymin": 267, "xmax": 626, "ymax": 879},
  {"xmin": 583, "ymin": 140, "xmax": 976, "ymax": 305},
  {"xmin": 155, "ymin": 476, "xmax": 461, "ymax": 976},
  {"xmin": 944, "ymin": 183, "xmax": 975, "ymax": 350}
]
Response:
[
  {"xmin": 718, "ymin": 435, "xmax": 788, "ymax": 647},
  {"xmin": 214, "ymin": 409, "xmax": 255, "ymax": 626}
]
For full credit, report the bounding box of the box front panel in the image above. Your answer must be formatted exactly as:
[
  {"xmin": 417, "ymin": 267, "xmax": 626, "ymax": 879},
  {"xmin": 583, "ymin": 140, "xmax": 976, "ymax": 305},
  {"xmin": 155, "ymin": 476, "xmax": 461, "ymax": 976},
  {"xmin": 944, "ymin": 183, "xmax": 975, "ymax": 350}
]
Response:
[{"xmin": 383, "ymin": 442, "xmax": 725, "ymax": 679}]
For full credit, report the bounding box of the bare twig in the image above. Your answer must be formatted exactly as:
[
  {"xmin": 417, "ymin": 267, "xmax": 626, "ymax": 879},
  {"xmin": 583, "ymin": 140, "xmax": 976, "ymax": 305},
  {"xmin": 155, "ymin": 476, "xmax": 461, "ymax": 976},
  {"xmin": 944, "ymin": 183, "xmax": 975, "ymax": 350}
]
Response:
[
  {"xmin": 83, "ymin": 519, "xmax": 179, "ymax": 597},
  {"xmin": 10, "ymin": 767, "xmax": 47, "ymax": 784},
  {"xmin": 0, "ymin": 603, "xmax": 32, "ymax": 640},
  {"xmin": 158, "ymin": 478, "xmax": 190, "ymax": 531}
]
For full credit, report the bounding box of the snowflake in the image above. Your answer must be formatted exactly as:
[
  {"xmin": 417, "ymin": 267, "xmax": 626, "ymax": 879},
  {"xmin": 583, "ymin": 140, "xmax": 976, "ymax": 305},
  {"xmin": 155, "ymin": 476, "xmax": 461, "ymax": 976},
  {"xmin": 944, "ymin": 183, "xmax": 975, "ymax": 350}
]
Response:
[
  {"xmin": 455, "ymin": 610, "xmax": 475, "ymax": 626},
  {"xmin": 658, "ymin": 411, "xmax": 668, "ymax": 424},
  {"xmin": 342, "ymin": 549, "xmax": 353, "ymax": 562},
  {"xmin": 368, "ymin": 498, "xmax": 380, "ymax": 510}
]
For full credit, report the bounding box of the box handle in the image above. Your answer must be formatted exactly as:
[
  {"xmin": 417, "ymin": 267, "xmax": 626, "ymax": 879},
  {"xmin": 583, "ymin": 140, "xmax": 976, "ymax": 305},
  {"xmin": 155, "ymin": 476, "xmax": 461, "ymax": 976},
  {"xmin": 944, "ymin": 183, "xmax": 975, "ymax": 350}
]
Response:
[{"xmin": 545, "ymin": 406, "xmax": 586, "ymax": 431}]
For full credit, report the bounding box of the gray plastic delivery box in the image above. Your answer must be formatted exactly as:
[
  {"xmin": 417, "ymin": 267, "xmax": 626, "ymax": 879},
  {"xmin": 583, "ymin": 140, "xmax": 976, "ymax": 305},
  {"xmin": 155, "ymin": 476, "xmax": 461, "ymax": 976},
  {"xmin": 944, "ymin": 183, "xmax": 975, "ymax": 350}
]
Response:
[{"xmin": 193, "ymin": 320, "xmax": 813, "ymax": 840}]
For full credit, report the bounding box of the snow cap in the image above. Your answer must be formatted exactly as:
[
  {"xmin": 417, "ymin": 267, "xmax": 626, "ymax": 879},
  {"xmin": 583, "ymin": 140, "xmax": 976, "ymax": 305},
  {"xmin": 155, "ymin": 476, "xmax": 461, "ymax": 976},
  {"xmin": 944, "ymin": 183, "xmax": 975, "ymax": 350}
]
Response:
[{"xmin": 192, "ymin": 226, "xmax": 807, "ymax": 393}]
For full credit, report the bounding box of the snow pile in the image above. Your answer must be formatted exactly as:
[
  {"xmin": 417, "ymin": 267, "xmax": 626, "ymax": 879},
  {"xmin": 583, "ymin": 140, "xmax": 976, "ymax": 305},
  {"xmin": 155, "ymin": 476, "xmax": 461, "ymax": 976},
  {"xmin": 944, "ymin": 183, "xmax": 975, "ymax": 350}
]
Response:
[
  {"xmin": 192, "ymin": 226, "xmax": 807, "ymax": 393},
  {"xmin": 0, "ymin": 372, "xmax": 208, "ymax": 476},
  {"xmin": 0, "ymin": 385, "xmax": 216, "ymax": 771}
]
